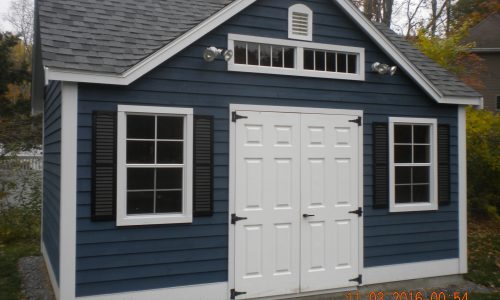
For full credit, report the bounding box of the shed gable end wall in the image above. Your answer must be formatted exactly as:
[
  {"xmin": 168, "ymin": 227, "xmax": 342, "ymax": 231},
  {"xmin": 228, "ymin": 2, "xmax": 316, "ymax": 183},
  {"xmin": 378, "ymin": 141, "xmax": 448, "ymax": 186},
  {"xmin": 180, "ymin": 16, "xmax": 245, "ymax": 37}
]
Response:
[{"xmin": 74, "ymin": 0, "xmax": 459, "ymax": 296}]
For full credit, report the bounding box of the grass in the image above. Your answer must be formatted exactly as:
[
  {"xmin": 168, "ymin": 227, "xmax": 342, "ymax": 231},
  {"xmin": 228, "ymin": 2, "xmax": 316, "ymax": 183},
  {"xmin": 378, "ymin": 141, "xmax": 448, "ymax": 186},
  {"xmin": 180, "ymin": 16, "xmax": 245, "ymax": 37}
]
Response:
[{"xmin": 0, "ymin": 206, "xmax": 40, "ymax": 300}]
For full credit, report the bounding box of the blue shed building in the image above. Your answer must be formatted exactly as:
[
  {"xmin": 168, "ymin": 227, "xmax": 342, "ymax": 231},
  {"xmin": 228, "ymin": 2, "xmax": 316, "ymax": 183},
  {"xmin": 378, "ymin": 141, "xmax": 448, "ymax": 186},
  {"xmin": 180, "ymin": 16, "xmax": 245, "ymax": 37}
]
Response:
[{"xmin": 32, "ymin": 0, "xmax": 482, "ymax": 299}]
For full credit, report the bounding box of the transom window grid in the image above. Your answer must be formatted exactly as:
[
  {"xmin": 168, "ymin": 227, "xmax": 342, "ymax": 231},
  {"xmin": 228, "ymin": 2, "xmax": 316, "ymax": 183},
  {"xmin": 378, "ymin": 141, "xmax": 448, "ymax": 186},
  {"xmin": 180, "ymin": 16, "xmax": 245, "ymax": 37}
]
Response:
[
  {"xmin": 234, "ymin": 41, "xmax": 295, "ymax": 69},
  {"xmin": 228, "ymin": 34, "xmax": 365, "ymax": 81},
  {"xmin": 303, "ymin": 49, "xmax": 357, "ymax": 74},
  {"xmin": 393, "ymin": 124, "xmax": 431, "ymax": 204},
  {"xmin": 125, "ymin": 114, "xmax": 185, "ymax": 215}
]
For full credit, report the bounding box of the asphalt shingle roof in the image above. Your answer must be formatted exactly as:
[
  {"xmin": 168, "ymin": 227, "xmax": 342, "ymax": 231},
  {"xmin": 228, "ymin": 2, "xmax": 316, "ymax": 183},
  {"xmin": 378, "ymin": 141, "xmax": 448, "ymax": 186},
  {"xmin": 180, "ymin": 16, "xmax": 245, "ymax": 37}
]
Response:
[
  {"xmin": 374, "ymin": 23, "xmax": 481, "ymax": 98},
  {"xmin": 37, "ymin": 0, "xmax": 481, "ymax": 98},
  {"xmin": 39, "ymin": 0, "xmax": 233, "ymax": 74}
]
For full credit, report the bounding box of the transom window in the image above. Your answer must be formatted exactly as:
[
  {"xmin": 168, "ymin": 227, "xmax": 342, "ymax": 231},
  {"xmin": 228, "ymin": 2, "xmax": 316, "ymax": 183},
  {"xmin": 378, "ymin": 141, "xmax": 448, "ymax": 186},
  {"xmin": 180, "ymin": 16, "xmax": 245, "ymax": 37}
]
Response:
[
  {"xmin": 234, "ymin": 41, "xmax": 295, "ymax": 68},
  {"xmin": 304, "ymin": 49, "xmax": 357, "ymax": 74},
  {"xmin": 117, "ymin": 105, "xmax": 193, "ymax": 226},
  {"xmin": 389, "ymin": 117, "xmax": 438, "ymax": 212},
  {"xmin": 228, "ymin": 34, "xmax": 365, "ymax": 81}
]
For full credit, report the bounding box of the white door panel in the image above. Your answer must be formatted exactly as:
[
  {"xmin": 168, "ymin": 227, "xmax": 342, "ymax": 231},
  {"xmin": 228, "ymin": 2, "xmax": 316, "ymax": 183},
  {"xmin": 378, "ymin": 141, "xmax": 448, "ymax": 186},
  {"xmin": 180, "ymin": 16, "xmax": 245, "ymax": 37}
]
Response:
[
  {"xmin": 234, "ymin": 111, "xmax": 301, "ymax": 299},
  {"xmin": 234, "ymin": 110, "xmax": 360, "ymax": 299}
]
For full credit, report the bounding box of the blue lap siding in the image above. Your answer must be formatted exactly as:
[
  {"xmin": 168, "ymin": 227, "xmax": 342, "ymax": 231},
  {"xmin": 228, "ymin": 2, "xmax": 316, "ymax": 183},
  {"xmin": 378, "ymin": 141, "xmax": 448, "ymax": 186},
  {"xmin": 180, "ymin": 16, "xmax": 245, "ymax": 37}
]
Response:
[
  {"xmin": 75, "ymin": 0, "xmax": 458, "ymax": 296},
  {"xmin": 43, "ymin": 80, "xmax": 62, "ymax": 283}
]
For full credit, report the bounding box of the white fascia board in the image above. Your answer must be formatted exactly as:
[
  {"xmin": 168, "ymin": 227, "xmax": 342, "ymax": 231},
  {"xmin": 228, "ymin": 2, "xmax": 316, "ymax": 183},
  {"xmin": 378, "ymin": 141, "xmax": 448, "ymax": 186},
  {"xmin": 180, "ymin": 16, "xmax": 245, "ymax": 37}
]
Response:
[
  {"xmin": 45, "ymin": 0, "xmax": 482, "ymax": 106},
  {"xmin": 45, "ymin": 0, "xmax": 258, "ymax": 86},
  {"xmin": 331, "ymin": 0, "xmax": 482, "ymax": 106},
  {"xmin": 458, "ymin": 106, "xmax": 467, "ymax": 273}
]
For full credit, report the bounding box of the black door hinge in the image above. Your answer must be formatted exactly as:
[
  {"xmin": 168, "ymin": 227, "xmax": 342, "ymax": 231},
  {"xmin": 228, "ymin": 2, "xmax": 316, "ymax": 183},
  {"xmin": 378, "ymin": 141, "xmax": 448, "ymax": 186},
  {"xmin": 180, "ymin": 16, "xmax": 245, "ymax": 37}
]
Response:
[
  {"xmin": 231, "ymin": 289, "xmax": 247, "ymax": 299},
  {"xmin": 231, "ymin": 213, "xmax": 247, "ymax": 224},
  {"xmin": 349, "ymin": 116, "xmax": 362, "ymax": 126},
  {"xmin": 349, "ymin": 274, "xmax": 362, "ymax": 284},
  {"xmin": 349, "ymin": 207, "xmax": 363, "ymax": 217},
  {"xmin": 232, "ymin": 111, "xmax": 248, "ymax": 122}
]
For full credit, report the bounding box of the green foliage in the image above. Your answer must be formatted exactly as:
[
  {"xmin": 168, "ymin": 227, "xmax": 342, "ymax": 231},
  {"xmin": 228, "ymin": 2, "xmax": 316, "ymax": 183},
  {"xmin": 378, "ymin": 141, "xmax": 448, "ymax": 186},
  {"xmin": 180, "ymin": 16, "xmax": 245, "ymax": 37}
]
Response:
[
  {"xmin": 0, "ymin": 32, "xmax": 41, "ymax": 154},
  {"xmin": 0, "ymin": 158, "xmax": 42, "ymax": 299},
  {"xmin": 466, "ymin": 107, "xmax": 500, "ymax": 220},
  {"xmin": 413, "ymin": 24, "xmax": 485, "ymax": 90}
]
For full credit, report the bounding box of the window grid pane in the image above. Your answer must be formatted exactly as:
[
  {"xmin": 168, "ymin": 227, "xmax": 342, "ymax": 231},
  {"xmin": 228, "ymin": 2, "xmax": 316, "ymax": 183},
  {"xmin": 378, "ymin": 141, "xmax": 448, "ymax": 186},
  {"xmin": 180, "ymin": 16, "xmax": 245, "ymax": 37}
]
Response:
[
  {"xmin": 393, "ymin": 123, "xmax": 432, "ymax": 204},
  {"xmin": 233, "ymin": 40, "xmax": 360, "ymax": 75},
  {"xmin": 126, "ymin": 114, "xmax": 185, "ymax": 215}
]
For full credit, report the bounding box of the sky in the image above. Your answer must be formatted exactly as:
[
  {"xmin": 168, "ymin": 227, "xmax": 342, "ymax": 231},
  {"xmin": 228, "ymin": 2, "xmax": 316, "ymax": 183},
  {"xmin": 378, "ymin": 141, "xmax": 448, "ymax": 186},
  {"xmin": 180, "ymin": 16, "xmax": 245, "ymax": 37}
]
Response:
[{"xmin": 0, "ymin": 0, "xmax": 14, "ymax": 32}]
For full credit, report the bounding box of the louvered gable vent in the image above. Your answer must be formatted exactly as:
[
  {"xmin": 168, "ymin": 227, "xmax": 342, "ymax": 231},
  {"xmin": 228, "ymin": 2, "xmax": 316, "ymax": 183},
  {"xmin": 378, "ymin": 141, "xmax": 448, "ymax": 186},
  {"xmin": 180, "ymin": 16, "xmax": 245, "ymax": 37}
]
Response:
[{"xmin": 288, "ymin": 4, "xmax": 313, "ymax": 41}]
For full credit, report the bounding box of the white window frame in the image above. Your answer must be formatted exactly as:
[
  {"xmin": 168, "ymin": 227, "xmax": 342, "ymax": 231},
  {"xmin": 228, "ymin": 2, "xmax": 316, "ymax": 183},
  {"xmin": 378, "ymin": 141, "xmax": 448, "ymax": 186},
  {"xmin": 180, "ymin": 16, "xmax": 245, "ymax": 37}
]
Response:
[
  {"xmin": 288, "ymin": 4, "xmax": 313, "ymax": 41},
  {"xmin": 227, "ymin": 33, "xmax": 365, "ymax": 81},
  {"xmin": 116, "ymin": 105, "xmax": 193, "ymax": 226},
  {"xmin": 389, "ymin": 117, "xmax": 438, "ymax": 212}
]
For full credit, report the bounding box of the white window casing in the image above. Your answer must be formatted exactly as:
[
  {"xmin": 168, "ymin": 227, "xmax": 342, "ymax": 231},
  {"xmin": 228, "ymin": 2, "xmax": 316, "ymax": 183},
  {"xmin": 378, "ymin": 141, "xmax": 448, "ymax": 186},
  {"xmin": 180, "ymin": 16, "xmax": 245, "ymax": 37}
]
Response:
[
  {"xmin": 228, "ymin": 33, "xmax": 365, "ymax": 81},
  {"xmin": 389, "ymin": 117, "xmax": 438, "ymax": 212},
  {"xmin": 116, "ymin": 105, "xmax": 193, "ymax": 226},
  {"xmin": 288, "ymin": 4, "xmax": 313, "ymax": 41}
]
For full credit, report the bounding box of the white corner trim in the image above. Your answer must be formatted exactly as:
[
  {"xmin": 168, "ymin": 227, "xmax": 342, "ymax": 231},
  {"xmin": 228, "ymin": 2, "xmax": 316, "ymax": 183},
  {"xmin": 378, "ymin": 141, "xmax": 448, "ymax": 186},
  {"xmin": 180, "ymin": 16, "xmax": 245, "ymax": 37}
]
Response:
[
  {"xmin": 458, "ymin": 106, "xmax": 467, "ymax": 273},
  {"xmin": 363, "ymin": 259, "xmax": 460, "ymax": 285},
  {"xmin": 42, "ymin": 242, "xmax": 60, "ymax": 300},
  {"xmin": 60, "ymin": 82, "xmax": 78, "ymax": 300},
  {"xmin": 45, "ymin": 0, "xmax": 258, "ymax": 86},
  {"xmin": 76, "ymin": 282, "xmax": 228, "ymax": 300}
]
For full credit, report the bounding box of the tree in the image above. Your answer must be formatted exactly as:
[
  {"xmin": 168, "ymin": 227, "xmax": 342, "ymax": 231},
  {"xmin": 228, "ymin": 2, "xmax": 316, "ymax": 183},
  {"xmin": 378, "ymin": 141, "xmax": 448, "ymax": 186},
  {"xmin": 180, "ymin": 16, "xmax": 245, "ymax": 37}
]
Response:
[
  {"xmin": 353, "ymin": 0, "xmax": 395, "ymax": 26},
  {"xmin": 413, "ymin": 24, "xmax": 485, "ymax": 90},
  {"xmin": 451, "ymin": 0, "xmax": 500, "ymax": 28},
  {"xmin": 5, "ymin": 0, "xmax": 34, "ymax": 54}
]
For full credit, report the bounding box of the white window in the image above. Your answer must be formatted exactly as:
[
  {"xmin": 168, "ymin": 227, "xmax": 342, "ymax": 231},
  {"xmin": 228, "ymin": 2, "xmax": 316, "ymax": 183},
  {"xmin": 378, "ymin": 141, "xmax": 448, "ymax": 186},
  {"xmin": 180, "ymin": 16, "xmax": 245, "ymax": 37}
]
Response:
[
  {"xmin": 389, "ymin": 117, "xmax": 438, "ymax": 212},
  {"xmin": 228, "ymin": 34, "xmax": 365, "ymax": 81},
  {"xmin": 116, "ymin": 105, "xmax": 193, "ymax": 226},
  {"xmin": 288, "ymin": 4, "xmax": 313, "ymax": 41}
]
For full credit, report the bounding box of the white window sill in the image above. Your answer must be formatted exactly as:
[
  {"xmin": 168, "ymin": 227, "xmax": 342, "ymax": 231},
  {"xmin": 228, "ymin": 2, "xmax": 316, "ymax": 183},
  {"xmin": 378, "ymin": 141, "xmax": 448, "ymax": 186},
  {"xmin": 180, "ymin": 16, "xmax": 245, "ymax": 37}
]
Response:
[
  {"xmin": 116, "ymin": 214, "xmax": 193, "ymax": 226},
  {"xmin": 389, "ymin": 202, "xmax": 438, "ymax": 213}
]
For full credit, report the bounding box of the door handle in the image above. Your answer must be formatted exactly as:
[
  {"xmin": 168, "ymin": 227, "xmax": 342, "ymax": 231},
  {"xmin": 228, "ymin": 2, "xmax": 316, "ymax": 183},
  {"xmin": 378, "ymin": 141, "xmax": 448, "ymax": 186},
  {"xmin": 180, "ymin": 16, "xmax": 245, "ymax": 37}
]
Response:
[{"xmin": 302, "ymin": 214, "xmax": 315, "ymax": 218}]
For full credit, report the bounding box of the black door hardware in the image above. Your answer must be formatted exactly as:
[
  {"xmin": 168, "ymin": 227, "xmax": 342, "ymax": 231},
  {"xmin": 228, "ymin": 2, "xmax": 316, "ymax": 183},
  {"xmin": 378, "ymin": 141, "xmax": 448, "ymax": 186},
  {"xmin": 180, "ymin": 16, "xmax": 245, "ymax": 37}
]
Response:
[
  {"xmin": 348, "ymin": 207, "xmax": 363, "ymax": 217},
  {"xmin": 231, "ymin": 213, "xmax": 247, "ymax": 224},
  {"xmin": 302, "ymin": 214, "xmax": 315, "ymax": 218}
]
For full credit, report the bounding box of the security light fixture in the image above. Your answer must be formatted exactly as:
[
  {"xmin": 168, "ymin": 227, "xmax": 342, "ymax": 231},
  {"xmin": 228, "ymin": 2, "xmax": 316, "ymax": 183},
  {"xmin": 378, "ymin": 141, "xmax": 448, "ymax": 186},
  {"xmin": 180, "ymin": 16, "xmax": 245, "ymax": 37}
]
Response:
[
  {"xmin": 371, "ymin": 62, "xmax": 397, "ymax": 76},
  {"xmin": 203, "ymin": 46, "xmax": 233, "ymax": 62}
]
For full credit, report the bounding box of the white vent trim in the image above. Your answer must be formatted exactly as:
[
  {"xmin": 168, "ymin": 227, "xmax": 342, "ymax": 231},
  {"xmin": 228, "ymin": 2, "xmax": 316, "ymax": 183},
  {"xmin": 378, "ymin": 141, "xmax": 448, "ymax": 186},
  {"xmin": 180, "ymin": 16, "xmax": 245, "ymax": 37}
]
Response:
[{"xmin": 288, "ymin": 4, "xmax": 313, "ymax": 41}]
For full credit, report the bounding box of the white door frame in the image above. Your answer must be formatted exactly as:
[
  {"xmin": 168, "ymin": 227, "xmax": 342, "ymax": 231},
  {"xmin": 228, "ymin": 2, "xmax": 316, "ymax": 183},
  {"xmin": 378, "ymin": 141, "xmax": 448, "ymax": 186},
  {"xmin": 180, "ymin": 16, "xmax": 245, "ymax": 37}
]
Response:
[{"xmin": 228, "ymin": 104, "xmax": 364, "ymax": 299}]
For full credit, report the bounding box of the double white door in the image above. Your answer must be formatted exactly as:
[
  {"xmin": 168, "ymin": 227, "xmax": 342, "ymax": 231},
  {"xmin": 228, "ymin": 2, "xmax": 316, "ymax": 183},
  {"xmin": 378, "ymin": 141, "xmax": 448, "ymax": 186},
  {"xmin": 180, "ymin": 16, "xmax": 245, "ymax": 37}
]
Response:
[{"xmin": 233, "ymin": 110, "xmax": 361, "ymax": 299}]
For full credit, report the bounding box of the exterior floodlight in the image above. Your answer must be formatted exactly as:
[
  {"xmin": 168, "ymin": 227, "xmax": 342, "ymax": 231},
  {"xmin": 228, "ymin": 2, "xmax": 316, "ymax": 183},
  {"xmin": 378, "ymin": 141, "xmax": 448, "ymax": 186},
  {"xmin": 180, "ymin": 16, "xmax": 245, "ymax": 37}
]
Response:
[
  {"xmin": 203, "ymin": 46, "xmax": 223, "ymax": 62},
  {"xmin": 223, "ymin": 49, "xmax": 234, "ymax": 62},
  {"xmin": 372, "ymin": 62, "xmax": 397, "ymax": 76},
  {"xmin": 389, "ymin": 66, "xmax": 397, "ymax": 76},
  {"xmin": 203, "ymin": 46, "xmax": 233, "ymax": 62}
]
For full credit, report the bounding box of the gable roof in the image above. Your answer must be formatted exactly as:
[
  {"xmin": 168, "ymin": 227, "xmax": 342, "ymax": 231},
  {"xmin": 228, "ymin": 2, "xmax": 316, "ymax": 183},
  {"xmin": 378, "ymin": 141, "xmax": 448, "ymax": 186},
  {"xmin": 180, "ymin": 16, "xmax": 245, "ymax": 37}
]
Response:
[
  {"xmin": 35, "ymin": 0, "xmax": 482, "ymax": 106},
  {"xmin": 465, "ymin": 13, "xmax": 500, "ymax": 51}
]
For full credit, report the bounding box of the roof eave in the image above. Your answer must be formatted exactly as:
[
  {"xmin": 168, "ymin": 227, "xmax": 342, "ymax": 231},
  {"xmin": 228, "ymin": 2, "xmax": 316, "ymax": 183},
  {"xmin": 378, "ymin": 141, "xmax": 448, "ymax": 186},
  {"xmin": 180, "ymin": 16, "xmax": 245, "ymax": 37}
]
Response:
[{"xmin": 44, "ymin": 0, "xmax": 482, "ymax": 106}]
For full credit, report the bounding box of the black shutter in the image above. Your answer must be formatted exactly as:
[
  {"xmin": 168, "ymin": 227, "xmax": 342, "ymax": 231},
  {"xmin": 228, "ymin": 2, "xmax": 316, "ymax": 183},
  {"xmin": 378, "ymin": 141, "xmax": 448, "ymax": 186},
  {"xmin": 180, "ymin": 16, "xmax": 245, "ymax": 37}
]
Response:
[
  {"xmin": 91, "ymin": 111, "xmax": 117, "ymax": 221},
  {"xmin": 373, "ymin": 122, "xmax": 389, "ymax": 208},
  {"xmin": 438, "ymin": 124, "xmax": 451, "ymax": 205},
  {"xmin": 193, "ymin": 115, "xmax": 214, "ymax": 216}
]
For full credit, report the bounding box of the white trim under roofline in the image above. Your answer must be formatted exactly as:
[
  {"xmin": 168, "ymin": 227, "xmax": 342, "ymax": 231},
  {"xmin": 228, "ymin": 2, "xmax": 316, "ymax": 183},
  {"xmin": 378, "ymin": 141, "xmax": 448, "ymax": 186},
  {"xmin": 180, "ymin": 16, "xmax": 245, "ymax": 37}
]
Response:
[
  {"xmin": 458, "ymin": 106, "xmax": 467, "ymax": 273},
  {"xmin": 44, "ymin": 0, "xmax": 482, "ymax": 106}
]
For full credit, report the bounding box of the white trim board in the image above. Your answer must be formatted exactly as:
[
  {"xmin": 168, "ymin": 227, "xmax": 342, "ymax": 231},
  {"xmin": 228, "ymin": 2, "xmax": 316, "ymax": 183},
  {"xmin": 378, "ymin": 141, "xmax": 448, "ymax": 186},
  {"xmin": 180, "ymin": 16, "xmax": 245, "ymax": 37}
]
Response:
[
  {"xmin": 76, "ymin": 282, "xmax": 228, "ymax": 300},
  {"xmin": 458, "ymin": 106, "xmax": 467, "ymax": 273},
  {"xmin": 42, "ymin": 0, "xmax": 481, "ymax": 106},
  {"xmin": 363, "ymin": 259, "xmax": 460, "ymax": 285},
  {"xmin": 42, "ymin": 242, "xmax": 60, "ymax": 300},
  {"xmin": 59, "ymin": 82, "xmax": 78, "ymax": 300}
]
